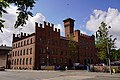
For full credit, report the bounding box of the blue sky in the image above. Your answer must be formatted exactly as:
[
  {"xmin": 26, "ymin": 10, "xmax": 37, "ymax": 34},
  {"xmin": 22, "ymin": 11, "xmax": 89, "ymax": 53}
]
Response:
[
  {"xmin": 32, "ymin": 0, "xmax": 120, "ymax": 34},
  {"xmin": 1, "ymin": 0, "xmax": 120, "ymax": 48}
]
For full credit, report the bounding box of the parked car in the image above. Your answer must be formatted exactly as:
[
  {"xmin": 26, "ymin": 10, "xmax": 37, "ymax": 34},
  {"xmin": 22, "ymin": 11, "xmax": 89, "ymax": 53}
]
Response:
[
  {"xmin": 73, "ymin": 63, "xmax": 84, "ymax": 70},
  {"xmin": 95, "ymin": 63, "xmax": 106, "ymax": 66},
  {"xmin": 56, "ymin": 66, "xmax": 65, "ymax": 70},
  {"xmin": 111, "ymin": 62, "xmax": 120, "ymax": 66},
  {"xmin": 0, "ymin": 66, "xmax": 5, "ymax": 71}
]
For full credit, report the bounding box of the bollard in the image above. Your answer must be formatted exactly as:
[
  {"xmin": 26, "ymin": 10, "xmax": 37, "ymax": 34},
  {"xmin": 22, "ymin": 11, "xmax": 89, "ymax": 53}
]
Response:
[{"xmin": 112, "ymin": 69, "xmax": 116, "ymax": 74}]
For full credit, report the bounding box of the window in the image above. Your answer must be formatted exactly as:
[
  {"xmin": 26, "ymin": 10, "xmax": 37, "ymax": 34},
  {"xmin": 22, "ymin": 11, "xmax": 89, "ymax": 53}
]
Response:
[
  {"xmin": 12, "ymin": 52, "xmax": 14, "ymax": 57},
  {"xmin": 24, "ymin": 40, "xmax": 26, "ymax": 46},
  {"xmin": 18, "ymin": 42, "xmax": 20, "ymax": 47},
  {"xmin": 21, "ymin": 41, "xmax": 23, "ymax": 47},
  {"xmin": 18, "ymin": 51, "xmax": 19, "ymax": 56},
  {"xmin": 30, "ymin": 48, "xmax": 32, "ymax": 54},
  {"xmin": 15, "ymin": 51, "xmax": 17, "ymax": 56},
  {"xmin": 56, "ymin": 49, "xmax": 58, "ymax": 55},
  {"xmin": 52, "ymin": 40, "xmax": 55, "ymax": 45},
  {"xmin": 30, "ymin": 58, "xmax": 32, "ymax": 65},
  {"xmin": 20, "ymin": 58, "xmax": 22, "ymax": 65},
  {"xmin": 61, "ymin": 51, "xmax": 63, "ymax": 55},
  {"xmin": 16, "ymin": 43, "xmax": 17, "ymax": 48},
  {"xmin": 23, "ymin": 49, "xmax": 25, "ymax": 55},
  {"xmin": 17, "ymin": 59, "xmax": 19, "ymax": 65},
  {"xmin": 40, "ymin": 58, "xmax": 45, "ymax": 63},
  {"xmin": 65, "ymin": 58, "xmax": 67, "ymax": 63},
  {"xmin": 39, "ymin": 48, "xmax": 41, "ymax": 54},
  {"xmin": 30, "ymin": 38, "xmax": 32, "ymax": 44},
  {"xmin": 43, "ymin": 48, "xmax": 46, "ymax": 53},
  {"xmin": 23, "ymin": 58, "xmax": 25, "ymax": 65},
  {"xmin": 27, "ymin": 39, "xmax": 29, "ymax": 45},
  {"xmin": 12, "ymin": 59, "xmax": 14, "ymax": 65},
  {"xmin": 60, "ymin": 58, "xmax": 63, "ymax": 63},
  {"xmin": 40, "ymin": 38, "xmax": 42, "ymax": 43},
  {"xmin": 48, "ymin": 31, "xmax": 50, "ymax": 36},
  {"xmin": 91, "ymin": 59, "xmax": 93, "ymax": 64},
  {"xmin": 26, "ymin": 58, "xmax": 28, "ymax": 65},
  {"xmin": 39, "ymin": 48, "xmax": 42, "ymax": 54},
  {"xmin": 13, "ymin": 44, "xmax": 15, "ymax": 48},
  {"xmin": 20, "ymin": 50, "xmax": 22, "ymax": 56},
  {"xmin": 54, "ymin": 41, "xmax": 57, "ymax": 46},
  {"xmin": 26, "ymin": 49, "xmax": 28, "ymax": 55},
  {"xmin": 65, "ymin": 51, "xmax": 67, "ymax": 56},
  {"xmin": 51, "ymin": 50, "xmax": 54, "ymax": 54},
  {"xmin": 53, "ymin": 58, "xmax": 56, "ymax": 63},
  {"xmin": 15, "ymin": 59, "xmax": 16, "ymax": 65}
]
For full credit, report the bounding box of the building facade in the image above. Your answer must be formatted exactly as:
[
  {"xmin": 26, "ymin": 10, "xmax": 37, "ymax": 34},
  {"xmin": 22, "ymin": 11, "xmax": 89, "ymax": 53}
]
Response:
[
  {"xmin": 11, "ymin": 18, "xmax": 98, "ymax": 70},
  {"xmin": 0, "ymin": 45, "xmax": 12, "ymax": 68}
]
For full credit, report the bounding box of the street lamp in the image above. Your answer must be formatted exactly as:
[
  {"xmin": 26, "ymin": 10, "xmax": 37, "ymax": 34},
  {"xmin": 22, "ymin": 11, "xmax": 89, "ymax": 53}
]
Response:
[
  {"xmin": 107, "ymin": 26, "xmax": 112, "ymax": 75},
  {"xmin": 107, "ymin": 39, "xmax": 112, "ymax": 75}
]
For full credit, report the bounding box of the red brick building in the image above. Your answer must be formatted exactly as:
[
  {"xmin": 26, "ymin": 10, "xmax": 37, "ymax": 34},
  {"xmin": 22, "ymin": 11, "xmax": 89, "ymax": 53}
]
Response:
[{"xmin": 11, "ymin": 18, "xmax": 98, "ymax": 70}]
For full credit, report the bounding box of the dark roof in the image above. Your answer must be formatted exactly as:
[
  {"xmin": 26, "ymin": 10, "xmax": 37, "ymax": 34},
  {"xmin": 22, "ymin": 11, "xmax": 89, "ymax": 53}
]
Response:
[
  {"xmin": 0, "ymin": 46, "xmax": 12, "ymax": 51},
  {"xmin": 63, "ymin": 18, "xmax": 75, "ymax": 22}
]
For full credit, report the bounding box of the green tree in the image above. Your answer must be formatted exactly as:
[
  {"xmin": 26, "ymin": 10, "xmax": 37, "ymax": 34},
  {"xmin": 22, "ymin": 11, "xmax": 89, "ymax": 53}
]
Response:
[
  {"xmin": 96, "ymin": 22, "xmax": 116, "ymax": 63},
  {"xmin": 0, "ymin": 0, "xmax": 36, "ymax": 32},
  {"xmin": 111, "ymin": 49, "xmax": 120, "ymax": 61},
  {"xmin": 68, "ymin": 34, "xmax": 79, "ymax": 63}
]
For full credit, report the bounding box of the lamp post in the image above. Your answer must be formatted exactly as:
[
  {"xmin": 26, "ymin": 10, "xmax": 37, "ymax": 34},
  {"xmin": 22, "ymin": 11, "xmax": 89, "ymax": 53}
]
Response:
[
  {"xmin": 107, "ymin": 40, "xmax": 112, "ymax": 75},
  {"xmin": 107, "ymin": 26, "xmax": 112, "ymax": 75}
]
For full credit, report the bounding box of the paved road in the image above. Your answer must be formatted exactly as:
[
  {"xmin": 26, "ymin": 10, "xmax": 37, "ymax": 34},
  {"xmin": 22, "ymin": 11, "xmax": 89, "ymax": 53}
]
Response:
[{"xmin": 0, "ymin": 70, "xmax": 120, "ymax": 80}]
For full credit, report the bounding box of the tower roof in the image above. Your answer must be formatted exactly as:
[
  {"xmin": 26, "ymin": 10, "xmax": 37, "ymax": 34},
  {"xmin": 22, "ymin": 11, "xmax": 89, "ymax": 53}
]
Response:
[{"xmin": 63, "ymin": 18, "xmax": 75, "ymax": 22}]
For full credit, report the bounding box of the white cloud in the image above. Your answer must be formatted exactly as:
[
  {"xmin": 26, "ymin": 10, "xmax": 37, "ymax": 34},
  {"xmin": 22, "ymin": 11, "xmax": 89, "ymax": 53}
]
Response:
[
  {"xmin": 0, "ymin": 5, "xmax": 62, "ymax": 46},
  {"xmin": 21, "ymin": 13, "xmax": 46, "ymax": 33},
  {"xmin": 0, "ymin": 6, "xmax": 46, "ymax": 46},
  {"xmin": 55, "ymin": 24, "xmax": 64, "ymax": 36},
  {"xmin": 86, "ymin": 8, "xmax": 120, "ymax": 49}
]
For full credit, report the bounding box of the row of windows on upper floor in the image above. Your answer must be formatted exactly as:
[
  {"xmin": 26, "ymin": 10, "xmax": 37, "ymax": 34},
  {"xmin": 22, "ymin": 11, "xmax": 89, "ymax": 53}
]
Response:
[
  {"xmin": 39, "ymin": 48, "xmax": 68, "ymax": 56},
  {"xmin": 13, "ymin": 38, "xmax": 33, "ymax": 48},
  {"xmin": 12, "ymin": 58, "xmax": 32, "ymax": 65},
  {"xmin": 39, "ymin": 37, "xmax": 69, "ymax": 47},
  {"xmin": 12, "ymin": 48, "xmax": 32, "ymax": 57},
  {"xmin": 39, "ymin": 48, "xmax": 95, "ymax": 57},
  {"xmin": 79, "ymin": 40, "xmax": 94, "ymax": 46},
  {"xmin": 40, "ymin": 57, "xmax": 67, "ymax": 64},
  {"xmin": 39, "ymin": 38, "xmax": 95, "ymax": 49}
]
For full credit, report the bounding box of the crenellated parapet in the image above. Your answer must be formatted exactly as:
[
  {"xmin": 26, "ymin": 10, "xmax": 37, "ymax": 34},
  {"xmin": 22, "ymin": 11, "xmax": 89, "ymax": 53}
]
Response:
[
  {"xmin": 35, "ymin": 21, "xmax": 60, "ymax": 33},
  {"xmin": 80, "ymin": 33, "xmax": 94, "ymax": 39},
  {"xmin": 13, "ymin": 33, "xmax": 35, "ymax": 42},
  {"xmin": 74, "ymin": 29, "xmax": 94, "ymax": 39}
]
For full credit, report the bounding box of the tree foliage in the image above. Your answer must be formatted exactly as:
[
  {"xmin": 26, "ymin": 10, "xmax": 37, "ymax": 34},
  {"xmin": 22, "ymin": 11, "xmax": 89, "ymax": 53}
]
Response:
[
  {"xmin": 68, "ymin": 34, "xmax": 79, "ymax": 62},
  {"xmin": 96, "ymin": 22, "xmax": 116, "ymax": 63},
  {"xmin": 111, "ymin": 49, "xmax": 120, "ymax": 61},
  {"xmin": 0, "ymin": 0, "xmax": 36, "ymax": 32}
]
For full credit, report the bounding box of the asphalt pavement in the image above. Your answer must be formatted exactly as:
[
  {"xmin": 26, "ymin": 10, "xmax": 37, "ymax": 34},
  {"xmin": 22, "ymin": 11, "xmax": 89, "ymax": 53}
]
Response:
[{"xmin": 0, "ymin": 69, "xmax": 119, "ymax": 80}]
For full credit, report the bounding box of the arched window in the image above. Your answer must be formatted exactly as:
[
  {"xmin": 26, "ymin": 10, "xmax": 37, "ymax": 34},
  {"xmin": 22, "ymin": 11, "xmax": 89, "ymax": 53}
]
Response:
[
  {"xmin": 26, "ymin": 58, "xmax": 28, "ymax": 65},
  {"xmin": 30, "ymin": 58, "xmax": 32, "ymax": 65},
  {"xmin": 30, "ymin": 48, "xmax": 32, "ymax": 54}
]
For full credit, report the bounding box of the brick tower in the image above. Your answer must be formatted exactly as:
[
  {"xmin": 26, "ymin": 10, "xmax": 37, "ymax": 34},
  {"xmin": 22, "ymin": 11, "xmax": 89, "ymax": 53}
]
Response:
[{"xmin": 63, "ymin": 18, "xmax": 75, "ymax": 37}]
